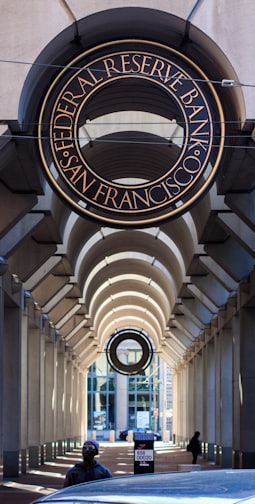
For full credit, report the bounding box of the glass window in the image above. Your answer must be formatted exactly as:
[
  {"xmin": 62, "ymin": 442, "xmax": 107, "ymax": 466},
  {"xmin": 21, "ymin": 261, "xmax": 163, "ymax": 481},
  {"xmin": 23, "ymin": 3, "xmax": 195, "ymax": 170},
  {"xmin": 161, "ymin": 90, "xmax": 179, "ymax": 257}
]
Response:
[{"xmin": 87, "ymin": 355, "xmax": 116, "ymax": 430}]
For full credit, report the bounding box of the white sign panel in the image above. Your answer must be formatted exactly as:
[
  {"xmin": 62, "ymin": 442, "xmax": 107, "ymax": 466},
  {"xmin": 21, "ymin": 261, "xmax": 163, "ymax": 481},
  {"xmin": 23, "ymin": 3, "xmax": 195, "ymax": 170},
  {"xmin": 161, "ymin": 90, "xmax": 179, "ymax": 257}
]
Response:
[
  {"xmin": 137, "ymin": 411, "xmax": 150, "ymax": 428},
  {"xmin": 135, "ymin": 449, "xmax": 154, "ymax": 462}
]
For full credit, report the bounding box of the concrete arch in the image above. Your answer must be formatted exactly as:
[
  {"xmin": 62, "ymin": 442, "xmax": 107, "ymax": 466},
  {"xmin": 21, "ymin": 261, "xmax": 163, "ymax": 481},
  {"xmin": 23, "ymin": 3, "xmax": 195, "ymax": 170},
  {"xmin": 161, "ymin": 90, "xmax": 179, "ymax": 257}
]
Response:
[
  {"xmin": 2, "ymin": 2, "xmax": 255, "ymax": 479},
  {"xmin": 83, "ymin": 253, "xmax": 176, "ymax": 313}
]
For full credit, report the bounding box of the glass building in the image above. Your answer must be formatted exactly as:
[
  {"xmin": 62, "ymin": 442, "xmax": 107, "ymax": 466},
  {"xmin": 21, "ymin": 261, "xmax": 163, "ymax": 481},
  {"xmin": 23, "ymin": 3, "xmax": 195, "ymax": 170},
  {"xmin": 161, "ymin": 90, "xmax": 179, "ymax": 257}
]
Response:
[{"xmin": 87, "ymin": 338, "xmax": 172, "ymax": 438}]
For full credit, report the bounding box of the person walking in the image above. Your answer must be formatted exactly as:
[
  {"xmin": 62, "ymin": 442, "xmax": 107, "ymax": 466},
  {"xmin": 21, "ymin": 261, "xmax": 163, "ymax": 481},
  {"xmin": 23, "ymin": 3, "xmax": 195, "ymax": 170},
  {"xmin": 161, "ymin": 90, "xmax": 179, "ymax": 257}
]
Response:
[
  {"xmin": 187, "ymin": 431, "xmax": 202, "ymax": 464},
  {"xmin": 63, "ymin": 439, "xmax": 112, "ymax": 486}
]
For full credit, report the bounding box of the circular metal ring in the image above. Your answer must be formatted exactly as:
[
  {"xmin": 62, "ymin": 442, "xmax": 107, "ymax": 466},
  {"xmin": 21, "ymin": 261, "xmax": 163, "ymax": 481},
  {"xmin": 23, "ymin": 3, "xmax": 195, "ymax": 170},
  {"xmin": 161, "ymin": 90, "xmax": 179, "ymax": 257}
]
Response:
[{"xmin": 106, "ymin": 329, "xmax": 153, "ymax": 375}]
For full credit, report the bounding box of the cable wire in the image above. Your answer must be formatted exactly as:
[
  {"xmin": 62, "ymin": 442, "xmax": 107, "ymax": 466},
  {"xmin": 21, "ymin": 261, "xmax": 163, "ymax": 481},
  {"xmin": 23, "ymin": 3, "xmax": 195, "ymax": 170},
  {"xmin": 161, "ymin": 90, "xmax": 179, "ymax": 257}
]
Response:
[
  {"xmin": 1, "ymin": 132, "xmax": 255, "ymax": 149},
  {"xmin": 0, "ymin": 58, "xmax": 255, "ymax": 88}
]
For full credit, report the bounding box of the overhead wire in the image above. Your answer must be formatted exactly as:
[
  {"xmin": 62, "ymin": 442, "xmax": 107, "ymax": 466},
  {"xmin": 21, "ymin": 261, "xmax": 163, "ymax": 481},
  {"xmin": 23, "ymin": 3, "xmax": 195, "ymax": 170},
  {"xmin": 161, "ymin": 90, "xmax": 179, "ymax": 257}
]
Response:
[
  {"xmin": 0, "ymin": 58, "xmax": 255, "ymax": 88},
  {"xmin": 0, "ymin": 58, "xmax": 255, "ymax": 147},
  {"xmin": 1, "ymin": 132, "xmax": 255, "ymax": 149}
]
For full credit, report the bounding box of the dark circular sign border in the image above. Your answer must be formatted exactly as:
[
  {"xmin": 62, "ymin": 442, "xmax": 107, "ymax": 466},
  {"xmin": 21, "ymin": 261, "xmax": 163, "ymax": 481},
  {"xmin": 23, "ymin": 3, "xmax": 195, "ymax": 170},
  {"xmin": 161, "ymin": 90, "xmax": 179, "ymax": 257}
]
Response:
[
  {"xmin": 106, "ymin": 330, "xmax": 153, "ymax": 375},
  {"xmin": 38, "ymin": 39, "xmax": 225, "ymax": 227}
]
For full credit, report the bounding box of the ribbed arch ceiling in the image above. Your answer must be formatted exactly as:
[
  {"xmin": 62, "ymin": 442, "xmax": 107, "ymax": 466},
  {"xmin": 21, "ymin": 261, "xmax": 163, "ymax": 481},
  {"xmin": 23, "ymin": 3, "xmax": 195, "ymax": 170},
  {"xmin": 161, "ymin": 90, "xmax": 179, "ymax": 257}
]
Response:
[
  {"xmin": 7, "ymin": 5, "xmax": 250, "ymax": 372},
  {"xmin": 88, "ymin": 275, "xmax": 170, "ymax": 331},
  {"xmin": 97, "ymin": 314, "xmax": 162, "ymax": 352},
  {"xmin": 91, "ymin": 282, "xmax": 169, "ymax": 332},
  {"xmin": 48, "ymin": 186, "xmax": 213, "ymax": 366},
  {"xmin": 83, "ymin": 254, "xmax": 176, "ymax": 311},
  {"xmin": 93, "ymin": 290, "xmax": 167, "ymax": 331},
  {"xmin": 76, "ymin": 230, "xmax": 184, "ymax": 295}
]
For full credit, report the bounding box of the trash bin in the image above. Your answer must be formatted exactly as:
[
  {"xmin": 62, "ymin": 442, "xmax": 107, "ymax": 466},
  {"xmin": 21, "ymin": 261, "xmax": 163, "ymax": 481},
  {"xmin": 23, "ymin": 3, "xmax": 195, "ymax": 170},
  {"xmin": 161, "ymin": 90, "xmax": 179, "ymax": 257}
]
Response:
[{"xmin": 134, "ymin": 433, "xmax": 154, "ymax": 474}]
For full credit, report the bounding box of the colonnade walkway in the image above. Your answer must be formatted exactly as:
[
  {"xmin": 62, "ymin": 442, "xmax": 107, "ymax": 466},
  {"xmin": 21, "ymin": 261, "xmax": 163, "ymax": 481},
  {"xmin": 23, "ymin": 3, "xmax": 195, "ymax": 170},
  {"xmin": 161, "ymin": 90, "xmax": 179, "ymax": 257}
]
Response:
[{"xmin": 1, "ymin": 442, "xmax": 219, "ymax": 504}]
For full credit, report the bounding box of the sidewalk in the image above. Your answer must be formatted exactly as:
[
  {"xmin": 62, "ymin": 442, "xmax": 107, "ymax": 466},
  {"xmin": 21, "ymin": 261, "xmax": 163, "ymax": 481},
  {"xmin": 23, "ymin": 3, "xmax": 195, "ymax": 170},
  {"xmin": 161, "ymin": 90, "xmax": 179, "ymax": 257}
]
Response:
[{"xmin": 0, "ymin": 442, "xmax": 218, "ymax": 504}]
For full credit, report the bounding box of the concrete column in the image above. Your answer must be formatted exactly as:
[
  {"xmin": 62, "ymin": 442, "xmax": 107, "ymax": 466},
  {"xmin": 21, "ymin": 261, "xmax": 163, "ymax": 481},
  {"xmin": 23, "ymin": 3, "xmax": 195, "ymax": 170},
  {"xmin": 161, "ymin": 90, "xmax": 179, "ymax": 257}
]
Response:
[
  {"xmin": 205, "ymin": 340, "xmax": 215, "ymax": 461},
  {"xmin": 74, "ymin": 367, "xmax": 84, "ymax": 447},
  {"xmin": 65, "ymin": 356, "xmax": 73, "ymax": 451},
  {"xmin": 220, "ymin": 327, "xmax": 232, "ymax": 467},
  {"xmin": 3, "ymin": 305, "xmax": 22, "ymax": 477},
  {"xmin": 20, "ymin": 313, "xmax": 28, "ymax": 473},
  {"xmin": 232, "ymin": 315, "xmax": 241, "ymax": 468},
  {"xmin": 80, "ymin": 369, "xmax": 87, "ymax": 444},
  {"xmin": 172, "ymin": 371, "xmax": 178, "ymax": 444},
  {"xmin": 201, "ymin": 344, "xmax": 207, "ymax": 457},
  {"xmin": 116, "ymin": 369, "xmax": 128, "ymax": 432},
  {"xmin": 115, "ymin": 350, "xmax": 128, "ymax": 434},
  {"xmin": 239, "ymin": 308, "xmax": 255, "ymax": 468},
  {"xmin": 72, "ymin": 363, "xmax": 79, "ymax": 447},
  {"xmin": 39, "ymin": 329, "xmax": 46, "ymax": 463},
  {"xmin": 44, "ymin": 337, "xmax": 57, "ymax": 461},
  {"xmin": 27, "ymin": 327, "xmax": 41, "ymax": 467},
  {"xmin": 214, "ymin": 333, "xmax": 221, "ymax": 465},
  {"xmin": 182, "ymin": 366, "xmax": 188, "ymax": 441},
  {"xmin": 176, "ymin": 365, "xmax": 188, "ymax": 446},
  {"xmin": 194, "ymin": 353, "xmax": 203, "ymax": 436},
  {"xmin": 0, "ymin": 274, "xmax": 5, "ymax": 483},
  {"xmin": 56, "ymin": 340, "xmax": 66, "ymax": 455},
  {"xmin": 188, "ymin": 362, "xmax": 194, "ymax": 438}
]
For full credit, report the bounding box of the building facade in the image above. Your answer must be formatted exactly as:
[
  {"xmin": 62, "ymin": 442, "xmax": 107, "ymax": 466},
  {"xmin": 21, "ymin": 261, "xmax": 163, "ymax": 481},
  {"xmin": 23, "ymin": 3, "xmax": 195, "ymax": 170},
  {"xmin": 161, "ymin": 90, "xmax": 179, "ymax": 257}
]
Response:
[{"xmin": 0, "ymin": 0, "xmax": 255, "ymax": 480}]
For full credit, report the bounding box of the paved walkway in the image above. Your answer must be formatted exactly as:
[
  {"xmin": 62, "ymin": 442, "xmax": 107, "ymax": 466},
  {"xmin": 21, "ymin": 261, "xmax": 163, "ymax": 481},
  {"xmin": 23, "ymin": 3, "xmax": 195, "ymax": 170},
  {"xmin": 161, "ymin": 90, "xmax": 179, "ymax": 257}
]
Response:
[{"xmin": 0, "ymin": 442, "xmax": 219, "ymax": 504}]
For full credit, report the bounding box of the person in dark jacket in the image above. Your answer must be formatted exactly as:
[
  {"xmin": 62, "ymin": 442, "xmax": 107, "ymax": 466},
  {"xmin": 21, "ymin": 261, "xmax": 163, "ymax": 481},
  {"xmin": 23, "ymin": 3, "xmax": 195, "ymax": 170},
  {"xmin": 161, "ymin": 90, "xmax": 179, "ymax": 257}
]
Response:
[
  {"xmin": 187, "ymin": 431, "xmax": 202, "ymax": 464},
  {"xmin": 63, "ymin": 439, "xmax": 112, "ymax": 487}
]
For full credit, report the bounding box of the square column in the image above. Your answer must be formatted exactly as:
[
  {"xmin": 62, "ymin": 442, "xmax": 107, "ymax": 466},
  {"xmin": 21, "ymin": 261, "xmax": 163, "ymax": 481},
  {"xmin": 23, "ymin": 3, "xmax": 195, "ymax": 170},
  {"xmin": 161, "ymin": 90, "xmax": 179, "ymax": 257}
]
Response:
[
  {"xmin": 3, "ymin": 305, "xmax": 22, "ymax": 477},
  {"xmin": 239, "ymin": 308, "xmax": 255, "ymax": 468}
]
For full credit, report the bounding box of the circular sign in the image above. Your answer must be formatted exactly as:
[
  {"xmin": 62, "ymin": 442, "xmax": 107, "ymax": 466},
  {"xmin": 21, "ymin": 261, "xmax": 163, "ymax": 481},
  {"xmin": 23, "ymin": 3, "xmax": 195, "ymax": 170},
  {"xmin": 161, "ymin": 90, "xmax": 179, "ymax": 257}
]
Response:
[
  {"xmin": 106, "ymin": 329, "xmax": 153, "ymax": 375},
  {"xmin": 38, "ymin": 39, "xmax": 225, "ymax": 226}
]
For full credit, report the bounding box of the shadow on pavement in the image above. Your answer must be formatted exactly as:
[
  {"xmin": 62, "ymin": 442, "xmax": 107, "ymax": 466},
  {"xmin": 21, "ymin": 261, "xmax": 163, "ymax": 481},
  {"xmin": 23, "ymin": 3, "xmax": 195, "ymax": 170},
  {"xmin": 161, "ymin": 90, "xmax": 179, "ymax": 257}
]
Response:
[{"xmin": 0, "ymin": 442, "xmax": 219, "ymax": 504}]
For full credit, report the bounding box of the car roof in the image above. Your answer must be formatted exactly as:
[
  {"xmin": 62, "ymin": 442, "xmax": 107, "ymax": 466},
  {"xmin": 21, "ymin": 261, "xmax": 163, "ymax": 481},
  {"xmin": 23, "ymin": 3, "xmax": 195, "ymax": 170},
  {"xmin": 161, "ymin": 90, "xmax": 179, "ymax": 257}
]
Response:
[{"xmin": 32, "ymin": 470, "xmax": 255, "ymax": 504}]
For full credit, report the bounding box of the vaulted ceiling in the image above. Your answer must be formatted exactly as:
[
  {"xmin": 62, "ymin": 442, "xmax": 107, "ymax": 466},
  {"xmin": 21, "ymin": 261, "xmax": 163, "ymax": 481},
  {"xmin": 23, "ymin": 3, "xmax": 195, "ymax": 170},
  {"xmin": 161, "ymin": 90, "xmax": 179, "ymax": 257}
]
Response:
[{"xmin": 1, "ymin": 6, "xmax": 255, "ymax": 373}]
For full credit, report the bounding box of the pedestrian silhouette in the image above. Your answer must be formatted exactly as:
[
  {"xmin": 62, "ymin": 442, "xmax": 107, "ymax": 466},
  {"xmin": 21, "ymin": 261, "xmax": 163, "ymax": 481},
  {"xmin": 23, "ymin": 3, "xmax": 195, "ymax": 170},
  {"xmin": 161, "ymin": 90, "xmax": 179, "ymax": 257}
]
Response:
[
  {"xmin": 187, "ymin": 431, "xmax": 202, "ymax": 464},
  {"xmin": 63, "ymin": 439, "xmax": 112, "ymax": 486}
]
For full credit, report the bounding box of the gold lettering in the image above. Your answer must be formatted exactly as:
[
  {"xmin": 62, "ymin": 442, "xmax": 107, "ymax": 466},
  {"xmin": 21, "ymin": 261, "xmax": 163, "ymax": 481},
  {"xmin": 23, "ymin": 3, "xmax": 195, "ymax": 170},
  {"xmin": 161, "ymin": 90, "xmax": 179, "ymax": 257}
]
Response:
[
  {"xmin": 148, "ymin": 184, "xmax": 168, "ymax": 205},
  {"xmin": 120, "ymin": 54, "xmax": 133, "ymax": 74},
  {"xmin": 103, "ymin": 187, "xmax": 119, "ymax": 208},
  {"xmin": 93, "ymin": 183, "xmax": 111, "ymax": 203},
  {"xmin": 168, "ymin": 71, "xmax": 186, "ymax": 91},
  {"xmin": 174, "ymin": 166, "xmax": 193, "ymax": 186},
  {"xmin": 77, "ymin": 75, "xmax": 98, "ymax": 94},
  {"xmin": 188, "ymin": 137, "xmax": 209, "ymax": 152},
  {"xmin": 165, "ymin": 177, "xmax": 181, "ymax": 196},
  {"xmin": 180, "ymin": 87, "xmax": 199, "ymax": 105},
  {"xmin": 140, "ymin": 55, "xmax": 152, "ymax": 75},
  {"xmin": 149, "ymin": 59, "xmax": 166, "ymax": 82},
  {"xmin": 119, "ymin": 191, "xmax": 134, "ymax": 209},
  {"xmin": 61, "ymin": 90, "xmax": 84, "ymax": 105},
  {"xmin": 103, "ymin": 58, "xmax": 120, "ymax": 77},
  {"xmin": 60, "ymin": 155, "xmax": 79, "ymax": 169},
  {"xmin": 131, "ymin": 54, "xmax": 142, "ymax": 73},
  {"xmin": 162, "ymin": 63, "xmax": 172, "ymax": 84},
  {"xmin": 53, "ymin": 113, "xmax": 73, "ymax": 130},
  {"xmin": 132, "ymin": 189, "xmax": 150, "ymax": 209},
  {"xmin": 190, "ymin": 120, "xmax": 209, "ymax": 136},
  {"xmin": 53, "ymin": 131, "xmax": 74, "ymax": 151},
  {"xmin": 62, "ymin": 163, "xmax": 97, "ymax": 193},
  {"xmin": 185, "ymin": 105, "xmax": 205, "ymax": 121},
  {"xmin": 75, "ymin": 170, "xmax": 97, "ymax": 194},
  {"xmin": 86, "ymin": 67, "xmax": 104, "ymax": 85},
  {"xmin": 56, "ymin": 102, "xmax": 76, "ymax": 117},
  {"xmin": 61, "ymin": 163, "xmax": 83, "ymax": 182},
  {"xmin": 182, "ymin": 155, "xmax": 201, "ymax": 173}
]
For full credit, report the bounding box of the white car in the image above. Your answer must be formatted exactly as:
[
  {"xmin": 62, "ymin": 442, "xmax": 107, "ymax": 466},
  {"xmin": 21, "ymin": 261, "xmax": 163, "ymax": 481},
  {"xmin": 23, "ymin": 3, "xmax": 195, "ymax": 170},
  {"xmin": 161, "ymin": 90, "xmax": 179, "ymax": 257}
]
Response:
[{"xmin": 31, "ymin": 469, "xmax": 255, "ymax": 504}]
